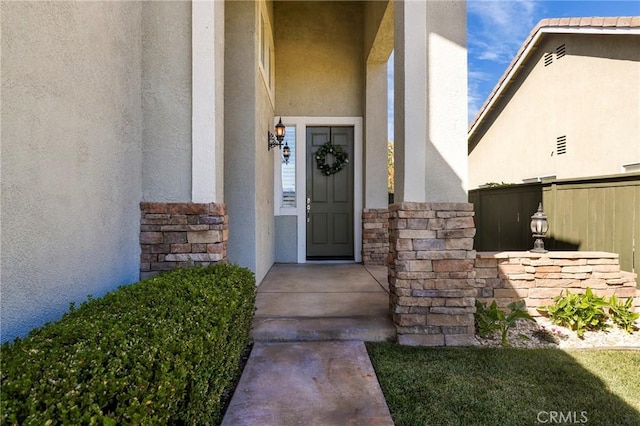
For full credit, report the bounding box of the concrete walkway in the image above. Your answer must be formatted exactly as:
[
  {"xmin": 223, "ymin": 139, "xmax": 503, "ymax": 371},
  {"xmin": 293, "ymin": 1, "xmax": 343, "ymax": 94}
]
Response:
[{"xmin": 222, "ymin": 264, "xmax": 396, "ymax": 425}]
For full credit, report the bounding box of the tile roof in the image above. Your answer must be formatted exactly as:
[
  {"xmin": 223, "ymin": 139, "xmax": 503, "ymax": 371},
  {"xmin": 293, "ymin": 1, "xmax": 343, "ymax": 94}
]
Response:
[{"xmin": 468, "ymin": 17, "xmax": 640, "ymax": 139}]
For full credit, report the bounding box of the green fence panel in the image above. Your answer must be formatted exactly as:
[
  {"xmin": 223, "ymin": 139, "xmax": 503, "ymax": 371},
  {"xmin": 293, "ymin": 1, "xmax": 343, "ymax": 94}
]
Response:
[
  {"xmin": 471, "ymin": 174, "xmax": 639, "ymax": 287},
  {"xmin": 469, "ymin": 184, "xmax": 542, "ymax": 252}
]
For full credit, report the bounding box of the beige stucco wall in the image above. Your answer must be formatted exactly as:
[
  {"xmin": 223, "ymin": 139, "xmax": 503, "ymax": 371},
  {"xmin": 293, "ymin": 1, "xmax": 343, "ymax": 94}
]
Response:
[
  {"xmin": 1, "ymin": 2, "xmax": 143, "ymax": 340},
  {"xmin": 275, "ymin": 1, "xmax": 365, "ymax": 117},
  {"xmin": 142, "ymin": 1, "xmax": 192, "ymax": 202},
  {"xmin": 255, "ymin": 0, "xmax": 277, "ymax": 280},
  {"xmin": 395, "ymin": 0, "xmax": 468, "ymax": 203},
  {"xmin": 364, "ymin": 0, "xmax": 392, "ymax": 63},
  {"xmin": 225, "ymin": 0, "xmax": 275, "ymax": 284},
  {"xmin": 469, "ymin": 33, "xmax": 640, "ymax": 189},
  {"xmin": 364, "ymin": 1, "xmax": 393, "ymax": 209}
]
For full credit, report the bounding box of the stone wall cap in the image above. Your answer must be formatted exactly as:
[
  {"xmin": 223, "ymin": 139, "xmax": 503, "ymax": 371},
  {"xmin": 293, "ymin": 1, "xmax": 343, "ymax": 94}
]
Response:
[
  {"xmin": 390, "ymin": 202, "xmax": 474, "ymax": 211},
  {"xmin": 476, "ymin": 251, "xmax": 619, "ymax": 259}
]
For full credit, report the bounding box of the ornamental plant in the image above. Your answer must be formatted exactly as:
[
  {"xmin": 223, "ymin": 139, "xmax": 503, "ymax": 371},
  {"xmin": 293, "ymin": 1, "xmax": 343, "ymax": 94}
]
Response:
[
  {"xmin": 1, "ymin": 263, "xmax": 256, "ymax": 425},
  {"xmin": 538, "ymin": 288, "xmax": 608, "ymax": 338},
  {"xmin": 475, "ymin": 299, "xmax": 534, "ymax": 347},
  {"xmin": 607, "ymin": 294, "xmax": 639, "ymax": 333},
  {"xmin": 539, "ymin": 288, "xmax": 638, "ymax": 338}
]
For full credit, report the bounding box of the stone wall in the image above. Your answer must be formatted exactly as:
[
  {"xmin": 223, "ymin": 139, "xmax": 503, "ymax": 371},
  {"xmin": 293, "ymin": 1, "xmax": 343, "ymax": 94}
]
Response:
[
  {"xmin": 362, "ymin": 208, "xmax": 390, "ymax": 265},
  {"xmin": 388, "ymin": 202, "xmax": 477, "ymax": 346},
  {"xmin": 140, "ymin": 203, "xmax": 228, "ymax": 278},
  {"xmin": 475, "ymin": 252, "xmax": 640, "ymax": 315}
]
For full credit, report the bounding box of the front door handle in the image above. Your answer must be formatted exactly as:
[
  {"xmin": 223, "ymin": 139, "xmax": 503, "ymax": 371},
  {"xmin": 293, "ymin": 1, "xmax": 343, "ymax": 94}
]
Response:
[{"xmin": 306, "ymin": 198, "xmax": 311, "ymax": 222}]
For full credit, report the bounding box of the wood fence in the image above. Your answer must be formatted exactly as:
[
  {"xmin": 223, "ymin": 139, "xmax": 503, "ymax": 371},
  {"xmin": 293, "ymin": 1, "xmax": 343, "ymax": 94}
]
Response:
[{"xmin": 469, "ymin": 174, "xmax": 639, "ymax": 286}]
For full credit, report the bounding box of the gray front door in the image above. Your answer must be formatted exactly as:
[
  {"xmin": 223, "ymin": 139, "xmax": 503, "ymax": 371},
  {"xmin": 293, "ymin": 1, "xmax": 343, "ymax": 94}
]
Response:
[{"xmin": 306, "ymin": 126, "xmax": 354, "ymax": 259}]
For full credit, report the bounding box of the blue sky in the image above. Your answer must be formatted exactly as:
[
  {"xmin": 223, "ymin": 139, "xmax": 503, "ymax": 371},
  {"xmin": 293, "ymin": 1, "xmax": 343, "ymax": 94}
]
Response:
[
  {"xmin": 388, "ymin": 1, "xmax": 640, "ymax": 140},
  {"xmin": 468, "ymin": 0, "xmax": 640, "ymax": 123}
]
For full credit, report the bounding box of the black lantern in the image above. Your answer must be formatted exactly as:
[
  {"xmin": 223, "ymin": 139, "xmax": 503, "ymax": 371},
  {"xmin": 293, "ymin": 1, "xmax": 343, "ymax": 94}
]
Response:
[
  {"xmin": 530, "ymin": 202, "xmax": 549, "ymax": 253},
  {"xmin": 282, "ymin": 142, "xmax": 291, "ymax": 164},
  {"xmin": 268, "ymin": 117, "xmax": 286, "ymax": 150}
]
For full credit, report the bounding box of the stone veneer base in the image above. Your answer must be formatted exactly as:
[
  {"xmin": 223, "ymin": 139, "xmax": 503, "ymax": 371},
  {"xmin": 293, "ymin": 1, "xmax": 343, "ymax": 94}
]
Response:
[
  {"xmin": 388, "ymin": 202, "xmax": 477, "ymax": 347},
  {"xmin": 475, "ymin": 251, "xmax": 640, "ymax": 315},
  {"xmin": 140, "ymin": 202, "xmax": 228, "ymax": 279},
  {"xmin": 362, "ymin": 208, "xmax": 390, "ymax": 266}
]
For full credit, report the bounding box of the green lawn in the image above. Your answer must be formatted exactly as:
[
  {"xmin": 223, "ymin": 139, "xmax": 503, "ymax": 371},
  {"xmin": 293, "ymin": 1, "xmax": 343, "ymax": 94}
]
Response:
[{"xmin": 366, "ymin": 343, "xmax": 640, "ymax": 426}]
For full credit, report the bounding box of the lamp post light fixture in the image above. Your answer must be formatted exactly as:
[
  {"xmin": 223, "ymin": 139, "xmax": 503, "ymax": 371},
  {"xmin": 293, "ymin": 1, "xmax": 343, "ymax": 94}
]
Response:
[
  {"xmin": 530, "ymin": 202, "xmax": 549, "ymax": 253},
  {"xmin": 268, "ymin": 117, "xmax": 290, "ymax": 164}
]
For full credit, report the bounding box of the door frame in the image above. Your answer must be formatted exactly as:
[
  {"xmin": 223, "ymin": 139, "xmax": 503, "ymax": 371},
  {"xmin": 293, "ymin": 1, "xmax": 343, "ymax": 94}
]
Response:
[{"xmin": 274, "ymin": 116, "xmax": 363, "ymax": 263}]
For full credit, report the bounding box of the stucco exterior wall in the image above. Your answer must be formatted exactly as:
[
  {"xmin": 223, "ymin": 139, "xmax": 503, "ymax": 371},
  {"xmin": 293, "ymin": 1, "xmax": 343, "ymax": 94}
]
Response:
[
  {"xmin": 275, "ymin": 1, "xmax": 365, "ymax": 117},
  {"xmin": 225, "ymin": 0, "xmax": 275, "ymax": 284},
  {"xmin": 394, "ymin": 0, "xmax": 468, "ymax": 203},
  {"xmin": 364, "ymin": 0, "xmax": 392, "ymax": 63},
  {"xmin": 364, "ymin": 1, "xmax": 393, "ymax": 209},
  {"xmin": 255, "ymin": 35, "xmax": 276, "ymax": 282},
  {"xmin": 275, "ymin": 216, "xmax": 298, "ymax": 262},
  {"xmin": 1, "ymin": 2, "xmax": 143, "ymax": 340},
  {"xmin": 142, "ymin": 1, "xmax": 192, "ymax": 202},
  {"xmin": 469, "ymin": 33, "xmax": 640, "ymax": 189},
  {"xmin": 225, "ymin": 0, "xmax": 257, "ymax": 276}
]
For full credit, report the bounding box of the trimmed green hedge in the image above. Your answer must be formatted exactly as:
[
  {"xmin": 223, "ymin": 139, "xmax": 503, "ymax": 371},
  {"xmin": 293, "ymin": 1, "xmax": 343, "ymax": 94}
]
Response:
[{"xmin": 1, "ymin": 263, "xmax": 256, "ymax": 425}]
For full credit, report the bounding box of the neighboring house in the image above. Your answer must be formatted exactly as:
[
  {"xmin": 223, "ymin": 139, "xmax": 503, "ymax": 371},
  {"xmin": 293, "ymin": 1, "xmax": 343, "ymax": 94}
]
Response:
[
  {"xmin": 1, "ymin": 1, "xmax": 469, "ymax": 341},
  {"xmin": 468, "ymin": 17, "xmax": 640, "ymax": 189}
]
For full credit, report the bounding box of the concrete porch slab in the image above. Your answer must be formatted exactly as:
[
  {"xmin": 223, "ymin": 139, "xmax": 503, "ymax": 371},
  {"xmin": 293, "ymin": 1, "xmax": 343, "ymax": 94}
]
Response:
[
  {"xmin": 255, "ymin": 292, "xmax": 389, "ymax": 317},
  {"xmin": 221, "ymin": 341, "xmax": 394, "ymax": 426},
  {"xmin": 252, "ymin": 263, "xmax": 395, "ymax": 342},
  {"xmin": 257, "ymin": 263, "xmax": 388, "ymax": 293}
]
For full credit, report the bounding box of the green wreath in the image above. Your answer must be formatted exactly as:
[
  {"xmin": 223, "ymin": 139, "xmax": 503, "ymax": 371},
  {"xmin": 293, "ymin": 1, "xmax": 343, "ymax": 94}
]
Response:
[{"xmin": 315, "ymin": 141, "xmax": 349, "ymax": 176}]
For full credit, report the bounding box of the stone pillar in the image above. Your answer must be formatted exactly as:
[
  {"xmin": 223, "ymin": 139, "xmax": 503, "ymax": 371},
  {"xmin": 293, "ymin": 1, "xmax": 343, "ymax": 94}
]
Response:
[
  {"xmin": 389, "ymin": 202, "xmax": 476, "ymax": 346},
  {"xmin": 362, "ymin": 208, "xmax": 390, "ymax": 265},
  {"xmin": 140, "ymin": 202, "xmax": 228, "ymax": 279}
]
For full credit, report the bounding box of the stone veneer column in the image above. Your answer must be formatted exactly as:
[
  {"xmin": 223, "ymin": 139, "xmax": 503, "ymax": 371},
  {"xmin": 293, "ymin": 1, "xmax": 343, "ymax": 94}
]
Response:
[
  {"xmin": 362, "ymin": 208, "xmax": 390, "ymax": 265},
  {"xmin": 140, "ymin": 202, "xmax": 228, "ymax": 279},
  {"xmin": 388, "ymin": 202, "xmax": 477, "ymax": 346}
]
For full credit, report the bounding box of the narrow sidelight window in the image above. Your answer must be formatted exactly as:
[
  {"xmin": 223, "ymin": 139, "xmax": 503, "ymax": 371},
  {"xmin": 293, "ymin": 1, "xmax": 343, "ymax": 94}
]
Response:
[{"xmin": 281, "ymin": 126, "xmax": 296, "ymax": 208}]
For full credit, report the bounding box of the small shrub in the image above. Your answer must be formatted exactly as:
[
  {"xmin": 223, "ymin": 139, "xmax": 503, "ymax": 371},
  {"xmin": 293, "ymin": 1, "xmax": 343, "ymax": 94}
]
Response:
[
  {"xmin": 475, "ymin": 300, "xmax": 534, "ymax": 347},
  {"xmin": 474, "ymin": 300, "xmax": 501, "ymax": 338},
  {"xmin": 539, "ymin": 288, "xmax": 638, "ymax": 338},
  {"xmin": 1, "ymin": 263, "xmax": 256, "ymax": 425},
  {"xmin": 607, "ymin": 295, "xmax": 639, "ymax": 333}
]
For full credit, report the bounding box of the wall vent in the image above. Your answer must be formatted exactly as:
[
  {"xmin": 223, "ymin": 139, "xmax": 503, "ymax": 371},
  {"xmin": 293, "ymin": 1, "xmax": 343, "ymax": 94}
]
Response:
[
  {"xmin": 556, "ymin": 135, "xmax": 567, "ymax": 155},
  {"xmin": 556, "ymin": 44, "xmax": 566, "ymax": 59},
  {"xmin": 544, "ymin": 52, "xmax": 553, "ymax": 67}
]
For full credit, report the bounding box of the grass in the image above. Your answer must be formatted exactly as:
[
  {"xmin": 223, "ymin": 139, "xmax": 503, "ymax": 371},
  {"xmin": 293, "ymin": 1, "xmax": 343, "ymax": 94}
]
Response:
[{"xmin": 366, "ymin": 343, "xmax": 640, "ymax": 426}]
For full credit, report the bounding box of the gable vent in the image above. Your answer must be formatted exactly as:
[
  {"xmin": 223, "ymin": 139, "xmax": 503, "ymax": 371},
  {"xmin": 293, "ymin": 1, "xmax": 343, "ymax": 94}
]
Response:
[
  {"xmin": 556, "ymin": 135, "xmax": 567, "ymax": 155},
  {"xmin": 556, "ymin": 44, "xmax": 566, "ymax": 59},
  {"xmin": 544, "ymin": 52, "xmax": 553, "ymax": 67}
]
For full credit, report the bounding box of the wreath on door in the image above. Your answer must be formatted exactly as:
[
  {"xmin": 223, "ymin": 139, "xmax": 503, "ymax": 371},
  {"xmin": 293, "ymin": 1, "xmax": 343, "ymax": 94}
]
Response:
[{"xmin": 315, "ymin": 141, "xmax": 349, "ymax": 176}]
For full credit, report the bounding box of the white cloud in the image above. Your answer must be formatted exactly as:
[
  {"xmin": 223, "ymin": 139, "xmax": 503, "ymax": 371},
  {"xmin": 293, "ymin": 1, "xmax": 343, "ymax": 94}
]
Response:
[
  {"xmin": 468, "ymin": 0, "xmax": 539, "ymax": 65},
  {"xmin": 467, "ymin": 0, "xmax": 540, "ymax": 122},
  {"xmin": 467, "ymin": 70, "xmax": 493, "ymax": 123}
]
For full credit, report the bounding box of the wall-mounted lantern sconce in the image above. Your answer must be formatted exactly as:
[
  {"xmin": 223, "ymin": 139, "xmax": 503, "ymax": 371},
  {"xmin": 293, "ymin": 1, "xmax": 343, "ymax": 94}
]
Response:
[
  {"xmin": 282, "ymin": 143, "xmax": 291, "ymax": 164},
  {"xmin": 268, "ymin": 117, "xmax": 290, "ymax": 164},
  {"xmin": 268, "ymin": 117, "xmax": 286, "ymax": 149},
  {"xmin": 530, "ymin": 202, "xmax": 549, "ymax": 253}
]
